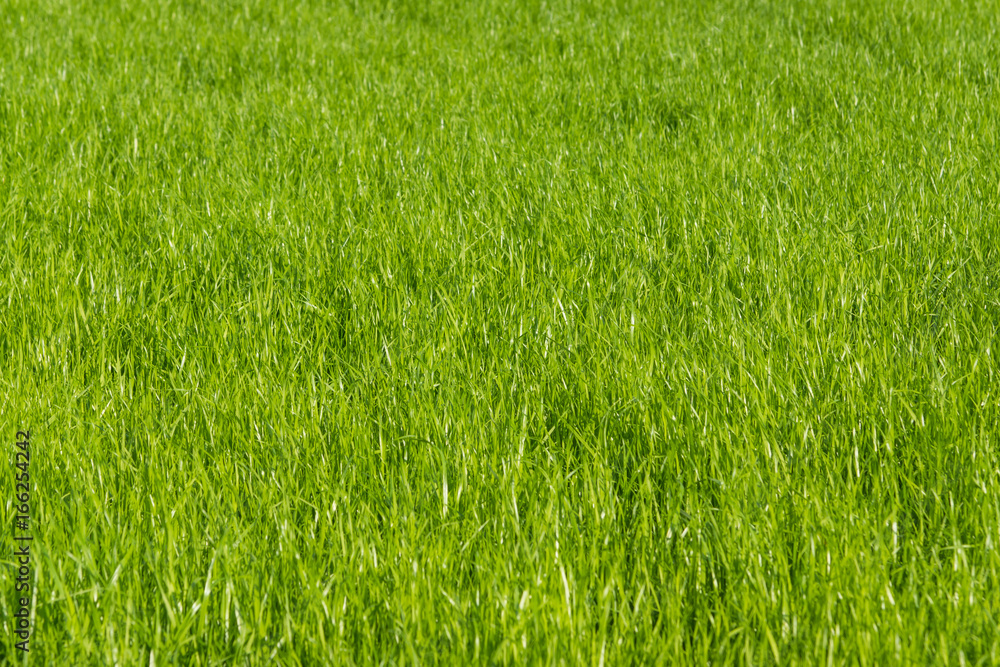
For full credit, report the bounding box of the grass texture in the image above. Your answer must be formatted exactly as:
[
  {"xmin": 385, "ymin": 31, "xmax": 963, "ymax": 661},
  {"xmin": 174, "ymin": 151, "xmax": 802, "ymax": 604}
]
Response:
[{"xmin": 2, "ymin": 0, "xmax": 1000, "ymax": 664}]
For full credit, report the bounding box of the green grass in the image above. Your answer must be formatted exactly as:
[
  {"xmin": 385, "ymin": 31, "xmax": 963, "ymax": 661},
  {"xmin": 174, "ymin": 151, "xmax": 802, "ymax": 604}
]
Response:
[{"xmin": 1, "ymin": 0, "xmax": 999, "ymax": 663}]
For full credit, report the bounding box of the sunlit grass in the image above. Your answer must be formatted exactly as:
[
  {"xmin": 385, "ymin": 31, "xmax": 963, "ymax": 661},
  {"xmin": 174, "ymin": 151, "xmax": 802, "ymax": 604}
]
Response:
[{"xmin": 1, "ymin": 0, "xmax": 999, "ymax": 663}]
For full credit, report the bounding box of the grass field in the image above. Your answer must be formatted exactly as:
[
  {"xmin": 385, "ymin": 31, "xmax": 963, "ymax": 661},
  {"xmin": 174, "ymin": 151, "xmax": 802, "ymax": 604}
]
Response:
[{"xmin": 2, "ymin": 0, "xmax": 1000, "ymax": 663}]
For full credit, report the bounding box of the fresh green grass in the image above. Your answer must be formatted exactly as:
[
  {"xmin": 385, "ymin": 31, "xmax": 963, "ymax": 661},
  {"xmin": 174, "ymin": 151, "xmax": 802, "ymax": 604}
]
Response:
[{"xmin": 1, "ymin": 0, "xmax": 999, "ymax": 663}]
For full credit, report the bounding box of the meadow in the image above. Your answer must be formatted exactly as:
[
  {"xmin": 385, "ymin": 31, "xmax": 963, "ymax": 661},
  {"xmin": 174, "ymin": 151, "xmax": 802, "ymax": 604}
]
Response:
[{"xmin": 1, "ymin": 0, "xmax": 999, "ymax": 663}]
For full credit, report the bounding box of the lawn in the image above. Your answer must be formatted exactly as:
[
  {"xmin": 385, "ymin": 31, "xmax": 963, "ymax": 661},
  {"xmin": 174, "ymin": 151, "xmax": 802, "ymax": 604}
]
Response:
[{"xmin": 1, "ymin": 0, "xmax": 999, "ymax": 663}]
